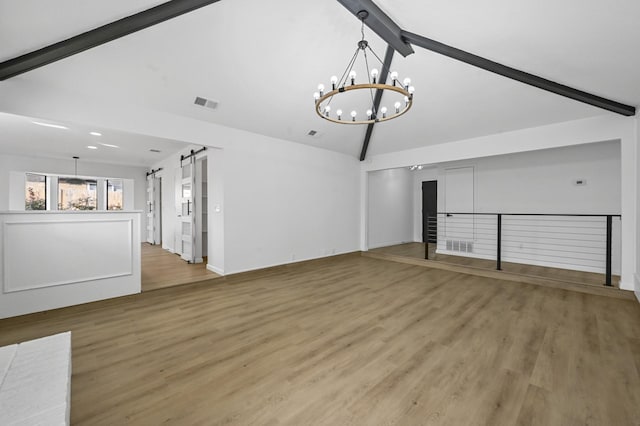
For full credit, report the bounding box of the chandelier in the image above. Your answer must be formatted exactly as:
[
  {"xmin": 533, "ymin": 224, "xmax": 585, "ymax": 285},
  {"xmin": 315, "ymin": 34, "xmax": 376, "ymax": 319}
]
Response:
[{"xmin": 313, "ymin": 11, "xmax": 415, "ymax": 125}]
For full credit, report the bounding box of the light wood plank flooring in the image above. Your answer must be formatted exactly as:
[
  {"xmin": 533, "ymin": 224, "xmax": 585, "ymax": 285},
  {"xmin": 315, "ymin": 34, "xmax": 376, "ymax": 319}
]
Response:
[
  {"xmin": 370, "ymin": 242, "xmax": 619, "ymax": 287},
  {"xmin": 1, "ymin": 255, "xmax": 639, "ymax": 425},
  {"xmin": 142, "ymin": 243, "xmax": 220, "ymax": 292}
]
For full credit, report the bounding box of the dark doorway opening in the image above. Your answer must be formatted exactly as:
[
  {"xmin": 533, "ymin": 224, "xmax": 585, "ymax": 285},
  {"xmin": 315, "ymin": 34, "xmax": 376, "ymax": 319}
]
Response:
[{"xmin": 422, "ymin": 180, "xmax": 437, "ymax": 243}]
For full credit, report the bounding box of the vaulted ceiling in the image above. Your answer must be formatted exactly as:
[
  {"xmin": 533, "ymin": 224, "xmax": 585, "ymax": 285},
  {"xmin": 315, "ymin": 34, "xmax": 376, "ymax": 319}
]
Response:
[{"xmin": 1, "ymin": 0, "xmax": 638, "ymax": 164}]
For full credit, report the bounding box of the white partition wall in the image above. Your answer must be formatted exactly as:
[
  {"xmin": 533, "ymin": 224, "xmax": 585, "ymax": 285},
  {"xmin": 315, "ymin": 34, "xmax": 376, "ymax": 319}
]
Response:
[
  {"xmin": 367, "ymin": 168, "xmax": 413, "ymax": 248},
  {"xmin": 0, "ymin": 211, "xmax": 141, "ymax": 319}
]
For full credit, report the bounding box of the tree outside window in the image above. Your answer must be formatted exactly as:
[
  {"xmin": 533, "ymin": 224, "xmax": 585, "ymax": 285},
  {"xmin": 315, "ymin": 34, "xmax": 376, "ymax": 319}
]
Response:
[
  {"xmin": 58, "ymin": 178, "xmax": 97, "ymax": 210},
  {"xmin": 25, "ymin": 173, "xmax": 46, "ymax": 210},
  {"xmin": 107, "ymin": 179, "xmax": 124, "ymax": 210}
]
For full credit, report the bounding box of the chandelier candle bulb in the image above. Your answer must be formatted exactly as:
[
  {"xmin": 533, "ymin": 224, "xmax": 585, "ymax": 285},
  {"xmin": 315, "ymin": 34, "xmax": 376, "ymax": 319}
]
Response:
[
  {"xmin": 391, "ymin": 71, "xmax": 398, "ymax": 85},
  {"xmin": 394, "ymin": 101, "xmax": 401, "ymax": 113},
  {"xmin": 403, "ymin": 77, "xmax": 411, "ymax": 90},
  {"xmin": 313, "ymin": 92, "xmax": 320, "ymax": 101},
  {"xmin": 336, "ymin": 109, "xmax": 342, "ymax": 120},
  {"xmin": 351, "ymin": 110, "xmax": 357, "ymax": 121},
  {"xmin": 330, "ymin": 75, "xmax": 338, "ymax": 90},
  {"xmin": 324, "ymin": 105, "xmax": 331, "ymax": 117},
  {"xmin": 381, "ymin": 106, "xmax": 387, "ymax": 118},
  {"xmin": 349, "ymin": 70, "xmax": 356, "ymax": 85},
  {"xmin": 366, "ymin": 109, "xmax": 372, "ymax": 119},
  {"xmin": 408, "ymin": 86, "xmax": 415, "ymax": 95},
  {"xmin": 371, "ymin": 68, "xmax": 378, "ymax": 84},
  {"xmin": 318, "ymin": 84, "xmax": 325, "ymax": 96},
  {"xmin": 404, "ymin": 96, "xmax": 410, "ymax": 106}
]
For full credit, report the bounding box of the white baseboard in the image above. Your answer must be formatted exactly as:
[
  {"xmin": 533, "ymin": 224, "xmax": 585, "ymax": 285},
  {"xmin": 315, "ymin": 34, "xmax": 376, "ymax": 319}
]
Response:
[
  {"xmin": 207, "ymin": 264, "xmax": 224, "ymax": 276},
  {"xmin": 225, "ymin": 249, "xmax": 355, "ymax": 276},
  {"xmin": 367, "ymin": 240, "xmax": 413, "ymax": 250}
]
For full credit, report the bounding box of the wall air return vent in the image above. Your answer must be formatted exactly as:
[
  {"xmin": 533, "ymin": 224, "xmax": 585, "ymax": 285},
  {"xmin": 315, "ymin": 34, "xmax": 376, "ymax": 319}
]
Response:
[
  {"xmin": 445, "ymin": 240, "xmax": 473, "ymax": 253},
  {"xmin": 194, "ymin": 96, "xmax": 218, "ymax": 110}
]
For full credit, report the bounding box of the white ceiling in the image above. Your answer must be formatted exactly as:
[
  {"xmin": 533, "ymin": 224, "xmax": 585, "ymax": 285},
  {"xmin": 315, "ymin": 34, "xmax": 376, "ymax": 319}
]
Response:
[
  {"xmin": 0, "ymin": 112, "xmax": 189, "ymax": 167},
  {"xmin": 0, "ymin": 0, "xmax": 638, "ymax": 162}
]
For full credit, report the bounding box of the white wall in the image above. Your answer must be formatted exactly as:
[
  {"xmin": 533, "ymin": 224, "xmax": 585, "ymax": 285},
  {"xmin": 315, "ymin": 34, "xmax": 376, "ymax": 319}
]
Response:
[
  {"xmin": 221, "ymin": 141, "xmax": 359, "ymax": 274},
  {"xmin": 367, "ymin": 168, "xmax": 413, "ymax": 248},
  {"xmin": 362, "ymin": 115, "xmax": 637, "ymax": 290},
  {"xmin": 0, "ymin": 153, "xmax": 148, "ymax": 239},
  {"xmin": 0, "ymin": 211, "xmax": 141, "ymax": 318},
  {"xmin": 437, "ymin": 141, "xmax": 620, "ymax": 214}
]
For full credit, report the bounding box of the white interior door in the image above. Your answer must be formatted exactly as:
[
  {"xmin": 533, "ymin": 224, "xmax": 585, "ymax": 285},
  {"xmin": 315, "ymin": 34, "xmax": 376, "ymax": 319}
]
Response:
[
  {"xmin": 152, "ymin": 177, "xmax": 162, "ymax": 245},
  {"xmin": 146, "ymin": 176, "xmax": 154, "ymax": 244},
  {"xmin": 178, "ymin": 158, "xmax": 196, "ymax": 263},
  {"xmin": 146, "ymin": 175, "xmax": 162, "ymax": 245}
]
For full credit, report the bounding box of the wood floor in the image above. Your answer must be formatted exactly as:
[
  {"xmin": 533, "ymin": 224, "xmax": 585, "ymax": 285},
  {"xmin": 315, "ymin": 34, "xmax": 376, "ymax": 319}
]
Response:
[
  {"xmin": 141, "ymin": 243, "xmax": 220, "ymax": 292},
  {"xmin": 1, "ymin": 255, "xmax": 639, "ymax": 425},
  {"xmin": 370, "ymin": 242, "xmax": 619, "ymax": 287}
]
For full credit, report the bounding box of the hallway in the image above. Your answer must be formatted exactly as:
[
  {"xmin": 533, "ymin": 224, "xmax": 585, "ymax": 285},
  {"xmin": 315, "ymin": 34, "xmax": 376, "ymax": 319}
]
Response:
[{"xmin": 141, "ymin": 243, "xmax": 220, "ymax": 291}]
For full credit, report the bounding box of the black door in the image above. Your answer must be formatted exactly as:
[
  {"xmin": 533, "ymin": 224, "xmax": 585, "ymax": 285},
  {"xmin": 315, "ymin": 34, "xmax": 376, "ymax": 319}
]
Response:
[{"xmin": 422, "ymin": 181, "xmax": 437, "ymax": 243}]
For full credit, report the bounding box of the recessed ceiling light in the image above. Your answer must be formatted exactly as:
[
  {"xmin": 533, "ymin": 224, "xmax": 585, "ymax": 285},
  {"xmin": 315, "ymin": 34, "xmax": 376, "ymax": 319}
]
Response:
[
  {"xmin": 89, "ymin": 131, "xmax": 102, "ymax": 136},
  {"xmin": 87, "ymin": 145, "xmax": 98, "ymax": 150},
  {"xmin": 99, "ymin": 143, "xmax": 119, "ymax": 148},
  {"xmin": 32, "ymin": 121, "xmax": 68, "ymax": 130}
]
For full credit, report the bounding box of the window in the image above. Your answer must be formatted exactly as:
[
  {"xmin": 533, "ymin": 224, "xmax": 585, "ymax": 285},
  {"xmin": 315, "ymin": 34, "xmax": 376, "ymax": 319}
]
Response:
[
  {"xmin": 24, "ymin": 173, "xmax": 127, "ymax": 211},
  {"xmin": 25, "ymin": 173, "xmax": 46, "ymax": 210},
  {"xmin": 107, "ymin": 179, "xmax": 123, "ymax": 210},
  {"xmin": 58, "ymin": 178, "xmax": 97, "ymax": 210}
]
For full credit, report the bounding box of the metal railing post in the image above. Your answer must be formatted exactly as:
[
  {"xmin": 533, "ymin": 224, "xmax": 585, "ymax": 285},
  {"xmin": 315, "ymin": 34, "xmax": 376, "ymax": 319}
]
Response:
[
  {"xmin": 605, "ymin": 215, "xmax": 612, "ymax": 286},
  {"xmin": 496, "ymin": 214, "xmax": 502, "ymax": 271},
  {"xmin": 424, "ymin": 215, "xmax": 429, "ymax": 259}
]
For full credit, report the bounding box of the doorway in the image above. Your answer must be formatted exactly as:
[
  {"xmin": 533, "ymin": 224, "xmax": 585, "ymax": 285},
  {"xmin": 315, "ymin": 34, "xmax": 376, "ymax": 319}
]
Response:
[
  {"xmin": 174, "ymin": 154, "xmax": 207, "ymax": 264},
  {"xmin": 146, "ymin": 175, "xmax": 162, "ymax": 245},
  {"xmin": 422, "ymin": 180, "xmax": 437, "ymax": 243}
]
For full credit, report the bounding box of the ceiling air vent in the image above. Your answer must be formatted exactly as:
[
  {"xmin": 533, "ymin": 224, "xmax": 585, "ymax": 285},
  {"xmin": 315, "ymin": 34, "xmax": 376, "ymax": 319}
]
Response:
[
  {"xmin": 194, "ymin": 96, "xmax": 218, "ymax": 110},
  {"xmin": 149, "ymin": 149, "xmax": 161, "ymax": 153}
]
